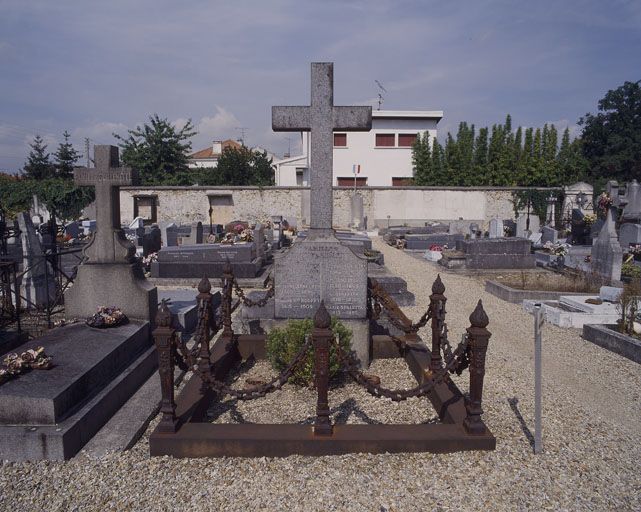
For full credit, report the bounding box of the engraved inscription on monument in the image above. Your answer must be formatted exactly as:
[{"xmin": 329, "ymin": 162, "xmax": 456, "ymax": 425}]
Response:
[{"xmin": 275, "ymin": 241, "xmax": 367, "ymax": 319}]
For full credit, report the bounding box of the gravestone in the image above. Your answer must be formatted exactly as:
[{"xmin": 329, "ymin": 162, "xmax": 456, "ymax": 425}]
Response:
[
  {"xmin": 192, "ymin": 222, "xmax": 204, "ymax": 244},
  {"xmin": 562, "ymin": 182, "xmax": 594, "ymax": 220},
  {"xmin": 272, "ymin": 63, "xmax": 371, "ymax": 364},
  {"xmin": 621, "ymin": 179, "xmax": 641, "ymax": 223},
  {"xmin": 301, "ymin": 190, "xmax": 311, "ymax": 227},
  {"xmin": 545, "ymin": 195, "xmax": 557, "ymax": 227},
  {"xmin": 350, "ymin": 193, "xmax": 365, "ymax": 230},
  {"xmin": 81, "ymin": 219, "xmax": 96, "ymax": 236},
  {"xmin": 64, "ymin": 221, "xmax": 80, "ymax": 239},
  {"xmin": 160, "ymin": 222, "xmax": 179, "ymax": 247},
  {"xmin": 253, "ymin": 223, "xmax": 266, "ymax": 260},
  {"xmin": 619, "ymin": 223, "xmax": 641, "ymax": 250},
  {"xmin": 469, "ymin": 223, "xmax": 480, "ymax": 239},
  {"xmin": 65, "ymin": 146, "xmax": 157, "ymax": 321},
  {"xmin": 142, "ymin": 226, "xmax": 161, "ymax": 256},
  {"xmin": 591, "ymin": 205, "xmax": 622, "ymax": 283},
  {"xmin": 541, "ymin": 226, "xmax": 558, "ymax": 245},
  {"xmin": 489, "ymin": 218, "xmax": 503, "ymax": 239},
  {"xmin": 516, "ymin": 214, "xmax": 540, "ymax": 238},
  {"xmin": 17, "ymin": 212, "xmax": 56, "ymax": 308},
  {"xmin": 271, "ymin": 215, "xmax": 284, "ymax": 249}
]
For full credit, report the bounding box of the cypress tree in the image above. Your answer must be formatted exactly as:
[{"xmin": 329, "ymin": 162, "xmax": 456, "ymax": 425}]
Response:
[
  {"xmin": 431, "ymin": 139, "xmax": 446, "ymax": 184},
  {"xmin": 473, "ymin": 127, "xmax": 489, "ymax": 185},
  {"xmin": 412, "ymin": 132, "xmax": 432, "ymax": 185}
]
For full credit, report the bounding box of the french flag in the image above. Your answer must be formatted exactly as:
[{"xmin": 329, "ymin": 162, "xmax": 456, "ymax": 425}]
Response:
[{"xmin": 352, "ymin": 164, "xmax": 361, "ymax": 175}]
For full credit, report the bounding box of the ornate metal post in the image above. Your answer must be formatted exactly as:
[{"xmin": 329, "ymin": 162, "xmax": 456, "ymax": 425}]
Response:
[
  {"xmin": 313, "ymin": 301, "xmax": 333, "ymax": 436},
  {"xmin": 221, "ymin": 260, "xmax": 234, "ymax": 340},
  {"xmin": 154, "ymin": 300, "xmax": 178, "ymax": 433},
  {"xmin": 464, "ymin": 300, "xmax": 491, "ymax": 435},
  {"xmin": 429, "ymin": 275, "xmax": 446, "ymax": 371},
  {"xmin": 196, "ymin": 275, "xmax": 214, "ymax": 392}
]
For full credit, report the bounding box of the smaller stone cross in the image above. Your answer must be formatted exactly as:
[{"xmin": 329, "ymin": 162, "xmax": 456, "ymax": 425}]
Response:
[
  {"xmin": 272, "ymin": 63, "xmax": 371, "ymax": 231},
  {"xmin": 74, "ymin": 145, "xmax": 138, "ymax": 263}
]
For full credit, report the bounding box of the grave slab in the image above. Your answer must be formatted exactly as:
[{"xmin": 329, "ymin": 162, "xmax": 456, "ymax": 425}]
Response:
[{"xmin": 0, "ymin": 321, "xmax": 155, "ymax": 461}]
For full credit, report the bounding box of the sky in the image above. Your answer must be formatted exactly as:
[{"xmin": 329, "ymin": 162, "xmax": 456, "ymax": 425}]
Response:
[{"xmin": 1, "ymin": 0, "xmax": 640, "ymax": 173}]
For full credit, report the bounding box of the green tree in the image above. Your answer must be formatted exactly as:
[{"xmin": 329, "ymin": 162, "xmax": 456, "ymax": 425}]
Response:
[
  {"xmin": 412, "ymin": 132, "xmax": 432, "ymax": 185},
  {"xmin": 197, "ymin": 146, "xmax": 274, "ymax": 186},
  {"xmin": 580, "ymin": 80, "xmax": 641, "ymax": 182},
  {"xmin": 113, "ymin": 114, "xmax": 197, "ymax": 185},
  {"xmin": 431, "ymin": 139, "xmax": 446, "ymax": 184},
  {"xmin": 473, "ymin": 127, "xmax": 489, "ymax": 182},
  {"xmin": 53, "ymin": 130, "xmax": 80, "ymax": 179},
  {"xmin": 22, "ymin": 135, "xmax": 55, "ymax": 180}
]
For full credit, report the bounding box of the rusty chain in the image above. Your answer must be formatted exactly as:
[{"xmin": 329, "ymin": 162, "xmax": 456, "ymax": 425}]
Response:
[
  {"xmin": 204, "ymin": 335, "xmax": 312, "ymax": 400},
  {"xmin": 232, "ymin": 276, "xmax": 275, "ymax": 308},
  {"xmin": 368, "ymin": 282, "xmax": 432, "ymax": 334},
  {"xmin": 334, "ymin": 334, "xmax": 470, "ymax": 402}
]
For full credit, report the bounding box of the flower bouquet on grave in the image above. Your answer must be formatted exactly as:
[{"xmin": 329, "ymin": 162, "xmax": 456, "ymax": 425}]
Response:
[
  {"xmin": 86, "ymin": 306, "xmax": 128, "ymax": 328},
  {"xmin": 629, "ymin": 244, "xmax": 641, "ymax": 261},
  {"xmin": 429, "ymin": 244, "xmax": 443, "ymax": 252},
  {"xmin": 141, "ymin": 252, "xmax": 158, "ymax": 272},
  {"xmin": 583, "ymin": 213, "xmax": 597, "ymax": 226},
  {"xmin": 0, "ymin": 347, "xmax": 53, "ymax": 386},
  {"xmin": 238, "ymin": 229, "xmax": 253, "ymax": 243},
  {"xmin": 221, "ymin": 233, "xmax": 235, "ymax": 245},
  {"xmin": 597, "ymin": 192, "xmax": 613, "ymax": 218},
  {"xmin": 206, "ymin": 233, "xmax": 217, "ymax": 244}
]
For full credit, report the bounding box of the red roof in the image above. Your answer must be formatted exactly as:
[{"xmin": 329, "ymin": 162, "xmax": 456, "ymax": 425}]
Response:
[{"xmin": 189, "ymin": 139, "xmax": 242, "ymax": 159}]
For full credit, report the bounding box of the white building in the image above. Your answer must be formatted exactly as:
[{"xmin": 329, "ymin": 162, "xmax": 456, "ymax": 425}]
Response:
[
  {"xmin": 188, "ymin": 139, "xmax": 242, "ymax": 168},
  {"xmin": 274, "ymin": 110, "xmax": 443, "ymax": 187}
]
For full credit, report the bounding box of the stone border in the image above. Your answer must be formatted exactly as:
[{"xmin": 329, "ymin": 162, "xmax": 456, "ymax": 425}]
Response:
[
  {"xmin": 485, "ymin": 280, "xmax": 589, "ymax": 304},
  {"xmin": 582, "ymin": 324, "xmax": 641, "ymax": 364}
]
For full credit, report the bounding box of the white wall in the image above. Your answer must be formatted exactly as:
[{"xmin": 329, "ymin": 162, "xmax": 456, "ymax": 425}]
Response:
[{"xmin": 119, "ymin": 186, "xmax": 534, "ymax": 230}]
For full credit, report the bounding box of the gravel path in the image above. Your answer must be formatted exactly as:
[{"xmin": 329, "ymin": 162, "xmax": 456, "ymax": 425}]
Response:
[{"xmin": 1, "ymin": 238, "xmax": 640, "ymax": 511}]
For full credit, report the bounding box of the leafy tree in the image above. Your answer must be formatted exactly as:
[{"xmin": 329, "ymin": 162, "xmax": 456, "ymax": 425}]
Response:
[
  {"xmin": 113, "ymin": 114, "xmax": 197, "ymax": 185},
  {"xmin": 580, "ymin": 80, "xmax": 641, "ymax": 182},
  {"xmin": 196, "ymin": 146, "xmax": 274, "ymax": 186},
  {"xmin": 22, "ymin": 135, "xmax": 55, "ymax": 180},
  {"xmin": 53, "ymin": 130, "xmax": 81, "ymax": 179}
]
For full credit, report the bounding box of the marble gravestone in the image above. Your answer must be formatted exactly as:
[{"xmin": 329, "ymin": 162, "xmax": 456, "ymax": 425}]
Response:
[
  {"xmin": 272, "ymin": 63, "xmax": 371, "ymax": 321},
  {"xmin": 516, "ymin": 214, "xmax": 540, "ymax": 238},
  {"xmin": 591, "ymin": 205, "xmax": 622, "ymax": 283},
  {"xmin": 17, "ymin": 212, "xmax": 56, "ymax": 308},
  {"xmin": 65, "ymin": 146, "xmax": 157, "ymax": 321},
  {"xmin": 489, "ymin": 218, "xmax": 503, "ymax": 239}
]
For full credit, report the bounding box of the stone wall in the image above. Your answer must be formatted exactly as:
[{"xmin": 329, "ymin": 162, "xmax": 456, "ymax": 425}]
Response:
[{"xmin": 119, "ymin": 186, "xmax": 549, "ymax": 229}]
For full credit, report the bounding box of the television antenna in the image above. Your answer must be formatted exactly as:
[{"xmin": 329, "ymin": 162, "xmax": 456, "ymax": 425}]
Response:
[
  {"xmin": 283, "ymin": 136, "xmax": 292, "ymax": 158},
  {"xmin": 235, "ymin": 127, "xmax": 249, "ymax": 146},
  {"xmin": 375, "ymin": 80, "xmax": 387, "ymax": 110}
]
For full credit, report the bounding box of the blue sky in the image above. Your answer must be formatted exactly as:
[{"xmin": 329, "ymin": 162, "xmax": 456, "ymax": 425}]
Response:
[{"xmin": 1, "ymin": 0, "xmax": 640, "ymax": 172}]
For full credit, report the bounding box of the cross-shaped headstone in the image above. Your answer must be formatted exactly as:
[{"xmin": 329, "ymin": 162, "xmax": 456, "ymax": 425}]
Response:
[
  {"xmin": 272, "ymin": 62, "xmax": 371, "ymax": 231},
  {"xmin": 74, "ymin": 145, "xmax": 138, "ymax": 263}
]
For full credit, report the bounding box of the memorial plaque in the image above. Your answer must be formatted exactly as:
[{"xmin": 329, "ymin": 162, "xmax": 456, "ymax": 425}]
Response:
[
  {"xmin": 275, "ymin": 240, "xmax": 367, "ymax": 319},
  {"xmin": 157, "ymin": 243, "xmax": 255, "ymax": 263}
]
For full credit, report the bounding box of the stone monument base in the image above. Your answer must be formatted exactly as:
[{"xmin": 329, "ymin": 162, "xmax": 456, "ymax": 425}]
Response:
[{"xmin": 66, "ymin": 263, "xmax": 157, "ymax": 321}]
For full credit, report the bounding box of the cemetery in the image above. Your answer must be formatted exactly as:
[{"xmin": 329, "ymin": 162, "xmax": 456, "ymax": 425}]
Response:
[{"xmin": 0, "ymin": 58, "xmax": 640, "ymax": 509}]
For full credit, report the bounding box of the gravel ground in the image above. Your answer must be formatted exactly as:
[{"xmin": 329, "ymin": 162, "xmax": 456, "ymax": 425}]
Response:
[
  {"xmin": 1, "ymin": 237, "xmax": 640, "ymax": 511},
  {"xmin": 206, "ymin": 359, "xmax": 439, "ymax": 426}
]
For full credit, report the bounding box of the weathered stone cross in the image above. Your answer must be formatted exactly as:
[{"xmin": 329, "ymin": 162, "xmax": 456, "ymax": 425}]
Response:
[
  {"xmin": 272, "ymin": 62, "xmax": 372, "ymax": 231},
  {"xmin": 74, "ymin": 145, "xmax": 138, "ymax": 263}
]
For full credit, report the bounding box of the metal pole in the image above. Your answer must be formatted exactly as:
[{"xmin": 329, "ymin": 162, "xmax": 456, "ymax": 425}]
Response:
[{"xmin": 534, "ymin": 304, "xmax": 543, "ymax": 454}]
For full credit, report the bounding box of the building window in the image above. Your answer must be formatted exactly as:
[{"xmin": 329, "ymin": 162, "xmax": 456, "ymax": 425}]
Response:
[
  {"xmin": 375, "ymin": 133, "xmax": 395, "ymax": 147},
  {"xmin": 133, "ymin": 196, "xmax": 157, "ymax": 225},
  {"xmin": 334, "ymin": 133, "xmax": 347, "ymax": 147},
  {"xmin": 392, "ymin": 177, "xmax": 414, "ymax": 186},
  {"xmin": 337, "ymin": 177, "xmax": 367, "ymax": 187},
  {"xmin": 398, "ymin": 134, "xmax": 418, "ymax": 147},
  {"xmin": 296, "ymin": 170, "xmax": 304, "ymax": 186}
]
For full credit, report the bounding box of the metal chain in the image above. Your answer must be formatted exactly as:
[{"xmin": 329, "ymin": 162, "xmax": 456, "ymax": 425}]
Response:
[
  {"xmin": 334, "ymin": 334, "xmax": 469, "ymax": 402},
  {"xmin": 232, "ymin": 276, "xmax": 275, "ymax": 308},
  {"xmin": 202, "ymin": 335, "xmax": 313, "ymax": 400},
  {"xmin": 370, "ymin": 285, "xmax": 432, "ymax": 334}
]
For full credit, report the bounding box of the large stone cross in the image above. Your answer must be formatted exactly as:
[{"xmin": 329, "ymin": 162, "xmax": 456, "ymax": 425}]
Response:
[
  {"xmin": 272, "ymin": 62, "xmax": 371, "ymax": 231},
  {"xmin": 74, "ymin": 145, "xmax": 138, "ymax": 263}
]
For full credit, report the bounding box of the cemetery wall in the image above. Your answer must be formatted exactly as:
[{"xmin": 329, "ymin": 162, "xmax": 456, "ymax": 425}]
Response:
[{"xmin": 119, "ymin": 186, "xmax": 523, "ymax": 228}]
